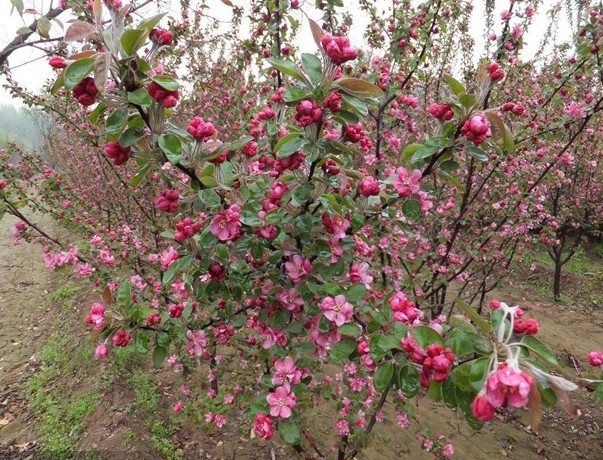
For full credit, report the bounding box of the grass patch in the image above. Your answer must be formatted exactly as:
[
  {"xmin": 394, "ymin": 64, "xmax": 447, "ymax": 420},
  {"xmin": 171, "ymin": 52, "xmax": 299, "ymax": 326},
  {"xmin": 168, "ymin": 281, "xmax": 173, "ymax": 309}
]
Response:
[
  {"xmin": 24, "ymin": 327, "xmax": 100, "ymax": 459},
  {"xmin": 51, "ymin": 284, "xmax": 80, "ymax": 303},
  {"xmin": 145, "ymin": 419, "xmax": 183, "ymax": 460},
  {"xmin": 128, "ymin": 370, "xmax": 159, "ymax": 413}
]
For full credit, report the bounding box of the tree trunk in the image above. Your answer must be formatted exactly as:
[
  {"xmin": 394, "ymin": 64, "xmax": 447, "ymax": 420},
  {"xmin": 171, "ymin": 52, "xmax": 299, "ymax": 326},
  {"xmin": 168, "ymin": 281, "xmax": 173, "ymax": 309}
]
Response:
[{"xmin": 553, "ymin": 258, "xmax": 562, "ymax": 302}]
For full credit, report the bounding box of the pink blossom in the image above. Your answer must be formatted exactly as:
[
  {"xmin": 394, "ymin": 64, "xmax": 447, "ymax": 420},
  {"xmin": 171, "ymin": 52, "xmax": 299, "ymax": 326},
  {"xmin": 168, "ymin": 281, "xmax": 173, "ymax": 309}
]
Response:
[
  {"xmin": 272, "ymin": 356, "xmax": 301, "ymax": 385},
  {"xmin": 187, "ymin": 330, "xmax": 208, "ymax": 356},
  {"xmin": 85, "ymin": 303, "xmax": 106, "ymax": 329},
  {"xmin": 349, "ymin": 262, "xmax": 373, "ymax": 288},
  {"xmin": 94, "ymin": 343, "xmax": 109, "ymax": 360},
  {"xmin": 461, "ymin": 114, "xmax": 492, "ymax": 145},
  {"xmin": 588, "ymin": 351, "xmax": 603, "ymax": 367},
  {"xmin": 276, "ymin": 288, "xmax": 304, "ymax": 312},
  {"xmin": 393, "ymin": 167, "xmax": 422, "ymax": 197},
  {"xmin": 173, "ymin": 401, "xmax": 184, "ymax": 413},
  {"xmin": 320, "ymin": 295, "xmax": 354, "ymax": 327},
  {"xmin": 471, "ymin": 394, "xmax": 495, "ymax": 421},
  {"xmin": 266, "ymin": 386, "xmax": 297, "ymax": 418},
  {"xmin": 285, "ymin": 255, "xmax": 312, "ymax": 283},
  {"xmin": 254, "ymin": 414, "xmax": 274, "ymax": 440},
  {"xmin": 564, "ymin": 101, "xmax": 587, "ymax": 119},
  {"xmin": 485, "ymin": 362, "xmax": 533, "ymax": 408},
  {"xmin": 210, "ymin": 205, "xmax": 241, "ymax": 241}
]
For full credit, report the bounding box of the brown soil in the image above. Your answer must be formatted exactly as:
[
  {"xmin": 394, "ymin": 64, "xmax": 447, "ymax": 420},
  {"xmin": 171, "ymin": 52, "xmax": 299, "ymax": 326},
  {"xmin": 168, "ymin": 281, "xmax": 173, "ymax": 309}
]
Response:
[{"xmin": 0, "ymin": 212, "xmax": 602, "ymax": 459}]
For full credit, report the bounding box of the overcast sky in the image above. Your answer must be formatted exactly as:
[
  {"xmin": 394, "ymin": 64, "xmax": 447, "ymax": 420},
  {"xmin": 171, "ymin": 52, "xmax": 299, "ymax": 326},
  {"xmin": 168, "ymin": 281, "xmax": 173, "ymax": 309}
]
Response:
[{"xmin": 0, "ymin": 0, "xmax": 572, "ymax": 107}]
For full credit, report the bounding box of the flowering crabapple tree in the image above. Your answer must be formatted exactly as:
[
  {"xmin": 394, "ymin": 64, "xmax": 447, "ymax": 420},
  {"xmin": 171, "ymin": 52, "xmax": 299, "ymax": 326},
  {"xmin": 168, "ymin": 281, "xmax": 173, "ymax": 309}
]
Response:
[{"xmin": 2, "ymin": 0, "xmax": 603, "ymax": 458}]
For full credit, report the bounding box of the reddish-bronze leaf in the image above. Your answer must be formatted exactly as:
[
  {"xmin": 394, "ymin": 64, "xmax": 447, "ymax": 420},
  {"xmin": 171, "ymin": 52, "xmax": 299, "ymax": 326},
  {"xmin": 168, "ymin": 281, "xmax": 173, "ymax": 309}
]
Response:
[
  {"xmin": 526, "ymin": 371, "xmax": 542, "ymax": 431},
  {"xmin": 220, "ymin": 0, "xmax": 234, "ymax": 6},
  {"xmin": 94, "ymin": 52, "xmax": 111, "ymax": 95},
  {"xmin": 69, "ymin": 50, "xmax": 98, "ymax": 60},
  {"xmin": 551, "ymin": 383, "xmax": 580, "ymax": 419},
  {"xmin": 309, "ymin": 18, "xmax": 324, "ymax": 49},
  {"xmin": 64, "ymin": 20, "xmax": 95, "ymax": 42},
  {"xmin": 101, "ymin": 285, "xmax": 115, "ymax": 304},
  {"xmin": 337, "ymin": 78, "xmax": 383, "ymax": 99}
]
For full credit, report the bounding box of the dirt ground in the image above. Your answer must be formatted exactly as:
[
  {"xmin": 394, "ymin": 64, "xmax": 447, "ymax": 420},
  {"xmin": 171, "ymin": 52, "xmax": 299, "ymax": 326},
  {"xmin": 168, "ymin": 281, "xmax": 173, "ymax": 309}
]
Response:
[{"xmin": 0, "ymin": 211, "xmax": 602, "ymax": 460}]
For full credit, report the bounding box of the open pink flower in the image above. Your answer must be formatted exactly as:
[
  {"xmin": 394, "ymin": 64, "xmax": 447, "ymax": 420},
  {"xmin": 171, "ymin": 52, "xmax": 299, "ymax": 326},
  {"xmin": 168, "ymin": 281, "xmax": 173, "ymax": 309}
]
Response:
[
  {"xmin": 320, "ymin": 295, "xmax": 353, "ymax": 327},
  {"xmin": 187, "ymin": 330, "xmax": 208, "ymax": 356},
  {"xmin": 85, "ymin": 303, "xmax": 106, "ymax": 329},
  {"xmin": 393, "ymin": 167, "xmax": 421, "ymax": 197},
  {"xmin": 210, "ymin": 204, "xmax": 241, "ymax": 241},
  {"xmin": 485, "ymin": 362, "xmax": 534, "ymax": 408},
  {"xmin": 272, "ymin": 356, "xmax": 301, "ymax": 385},
  {"xmin": 266, "ymin": 386, "xmax": 296, "ymax": 418},
  {"xmin": 254, "ymin": 413, "xmax": 274, "ymax": 440},
  {"xmin": 285, "ymin": 255, "xmax": 312, "ymax": 283}
]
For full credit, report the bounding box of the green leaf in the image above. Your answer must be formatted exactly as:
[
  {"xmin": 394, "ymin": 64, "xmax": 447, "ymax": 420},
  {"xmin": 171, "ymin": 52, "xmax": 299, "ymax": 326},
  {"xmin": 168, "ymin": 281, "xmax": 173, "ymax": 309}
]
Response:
[
  {"xmin": 152, "ymin": 346, "xmax": 168, "ymax": 367},
  {"xmin": 50, "ymin": 68, "xmax": 66, "ymax": 94},
  {"xmin": 345, "ymin": 283, "xmax": 366, "ymax": 303},
  {"xmin": 445, "ymin": 75, "xmax": 466, "ymax": 96},
  {"xmin": 120, "ymin": 28, "xmax": 149, "ymax": 57},
  {"xmin": 455, "ymin": 298, "xmax": 492, "ymax": 334},
  {"xmin": 278, "ymin": 421, "xmax": 301, "ymax": 445},
  {"xmin": 397, "ymin": 365, "xmax": 420, "ymax": 398},
  {"xmin": 336, "ymin": 78, "xmax": 383, "ymax": 99},
  {"xmin": 151, "ymin": 75, "xmax": 179, "ymax": 91},
  {"xmin": 117, "ymin": 281, "xmax": 131, "ymax": 307},
  {"xmin": 339, "ymin": 323, "xmax": 362, "ymax": 337},
  {"xmin": 329, "ymin": 338, "xmax": 357, "ymax": 362},
  {"xmin": 64, "ymin": 58, "xmax": 95, "ymax": 90},
  {"xmin": 37, "ymin": 16, "xmax": 51, "ymax": 38},
  {"xmin": 266, "ymin": 57, "xmax": 305, "ymax": 83},
  {"xmin": 485, "ymin": 112, "xmax": 514, "ymax": 153},
  {"xmin": 378, "ymin": 334, "xmax": 401, "ymax": 352},
  {"xmin": 374, "ymin": 361, "xmax": 394, "ymax": 391},
  {"xmin": 469, "ymin": 356, "xmax": 491, "ymax": 391},
  {"xmin": 230, "ymin": 135, "xmax": 255, "ymax": 151},
  {"xmin": 459, "ymin": 93, "xmax": 476, "ymax": 109},
  {"xmin": 291, "ymin": 185, "xmax": 312, "ymax": 206},
  {"xmin": 341, "ymin": 93, "xmax": 368, "ymax": 116},
  {"xmin": 402, "ymin": 199, "xmax": 421, "ymax": 220},
  {"xmin": 131, "ymin": 163, "xmax": 151, "ymax": 187},
  {"xmin": 127, "ymin": 88, "xmax": 153, "ymax": 106},
  {"xmin": 520, "ymin": 336, "xmax": 561, "ymax": 369},
  {"xmin": 89, "ymin": 102, "xmax": 107, "ymax": 124},
  {"xmin": 446, "ymin": 329, "xmax": 474, "ymax": 357},
  {"xmin": 428, "ymin": 380, "xmax": 442, "ymax": 401},
  {"xmin": 411, "ymin": 137, "xmax": 454, "ymax": 162},
  {"xmin": 412, "ymin": 326, "xmax": 445, "ymax": 349},
  {"xmin": 276, "ymin": 135, "xmax": 305, "ymax": 159},
  {"xmin": 594, "ymin": 384, "xmax": 603, "ymax": 403},
  {"xmin": 10, "ymin": 0, "xmax": 24, "ymax": 16},
  {"xmin": 456, "ymin": 388, "xmax": 484, "ymax": 430},
  {"xmin": 119, "ymin": 127, "xmax": 145, "ymax": 147},
  {"xmin": 442, "ymin": 377, "xmax": 457, "ymax": 408},
  {"xmin": 138, "ymin": 13, "xmax": 167, "ymax": 32},
  {"xmin": 106, "ymin": 107, "xmax": 129, "ymax": 137},
  {"xmin": 283, "ymin": 87, "xmax": 311, "ymax": 103},
  {"xmin": 16, "ymin": 26, "xmax": 31, "ymax": 35},
  {"xmin": 401, "ymin": 143, "xmax": 422, "ymax": 162},
  {"xmin": 158, "ymin": 134, "xmax": 182, "ymax": 163},
  {"xmin": 465, "ymin": 145, "xmax": 489, "ymax": 162},
  {"xmin": 301, "ymin": 53, "xmax": 322, "ymax": 86}
]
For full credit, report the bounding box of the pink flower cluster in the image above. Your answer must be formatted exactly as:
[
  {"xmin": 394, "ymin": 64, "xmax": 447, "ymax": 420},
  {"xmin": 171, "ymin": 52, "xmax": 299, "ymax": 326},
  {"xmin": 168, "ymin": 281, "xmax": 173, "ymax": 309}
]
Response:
[
  {"xmin": 420, "ymin": 344, "xmax": 455, "ymax": 388},
  {"xmin": 389, "ymin": 291, "xmax": 423, "ymax": 325},
  {"xmin": 359, "ymin": 174, "xmax": 380, "ymax": 196},
  {"xmin": 85, "ymin": 303, "xmax": 106, "ymax": 329},
  {"xmin": 294, "ymin": 100, "xmax": 322, "ymax": 127},
  {"xmin": 267, "ymin": 386, "xmax": 296, "ymax": 418},
  {"xmin": 174, "ymin": 217, "xmax": 201, "ymax": 243},
  {"xmin": 471, "ymin": 362, "xmax": 534, "ymax": 421},
  {"xmin": 271, "ymin": 356, "xmax": 302, "ymax": 386},
  {"xmin": 154, "ymin": 189, "xmax": 180, "ymax": 213},
  {"xmin": 588, "ymin": 351, "xmax": 603, "ymax": 367},
  {"xmin": 150, "ymin": 28, "xmax": 173, "ymax": 46},
  {"xmin": 488, "ymin": 62, "xmax": 505, "ymax": 82},
  {"xmin": 461, "ymin": 113, "xmax": 492, "ymax": 145},
  {"xmin": 187, "ymin": 330, "xmax": 208, "ymax": 357},
  {"xmin": 427, "ymin": 102, "xmax": 454, "ymax": 120},
  {"xmin": 112, "ymin": 329, "xmax": 132, "ymax": 347},
  {"xmin": 321, "ymin": 34, "xmax": 358, "ymax": 65},
  {"xmin": 104, "ymin": 142, "xmax": 130, "ymax": 166},
  {"xmin": 148, "ymin": 81, "xmax": 179, "ymax": 108},
  {"xmin": 187, "ymin": 117, "xmax": 216, "ymax": 139},
  {"xmin": 72, "ymin": 77, "xmax": 98, "ymax": 107}
]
